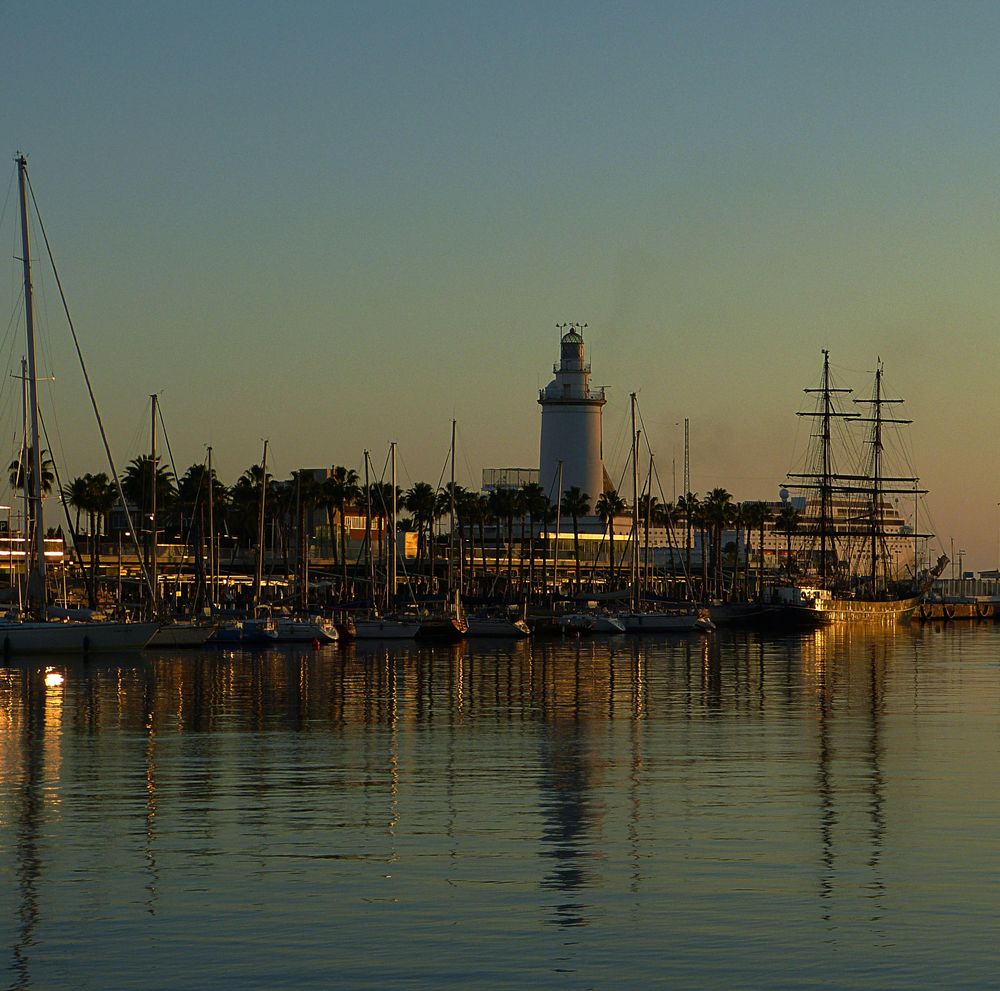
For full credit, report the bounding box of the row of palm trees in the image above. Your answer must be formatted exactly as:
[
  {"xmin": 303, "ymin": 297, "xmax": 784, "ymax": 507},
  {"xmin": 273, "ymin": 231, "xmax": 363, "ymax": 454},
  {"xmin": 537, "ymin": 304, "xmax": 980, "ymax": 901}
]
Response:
[
  {"xmin": 403, "ymin": 481, "xmax": 803, "ymax": 601},
  {"xmin": 9, "ymin": 447, "xmax": 805, "ymax": 603}
]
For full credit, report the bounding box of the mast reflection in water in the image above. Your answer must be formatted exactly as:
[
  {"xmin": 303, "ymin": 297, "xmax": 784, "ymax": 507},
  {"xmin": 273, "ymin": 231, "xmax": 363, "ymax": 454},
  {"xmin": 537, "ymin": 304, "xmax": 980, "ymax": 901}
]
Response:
[{"xmin": 2, "ymin": 627, "xmax": 1000, "ymax": 989}]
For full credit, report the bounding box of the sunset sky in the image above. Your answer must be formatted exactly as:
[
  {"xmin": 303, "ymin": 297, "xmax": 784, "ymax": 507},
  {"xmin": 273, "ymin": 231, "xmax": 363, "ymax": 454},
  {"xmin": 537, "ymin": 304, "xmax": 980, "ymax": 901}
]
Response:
[{"xmin": 5, "ymin": 1, "xmax": 1000, "ymax": 567}]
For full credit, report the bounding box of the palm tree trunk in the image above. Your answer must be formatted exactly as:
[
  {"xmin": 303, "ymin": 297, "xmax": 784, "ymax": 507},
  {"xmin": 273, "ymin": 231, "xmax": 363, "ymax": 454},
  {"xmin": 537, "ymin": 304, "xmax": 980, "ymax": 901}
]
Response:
[
  {"xmin": 477, "ymin": 519, "xmax": 486, "ymax": 588},
  {"xmin": 700, "ymin": 523, "xmax": 709, "ymax": 599},
  {"xmin": 506, "ymin": 515, "xmax": 514, "ymax": 586},
  {"xmin": 340, "ymin": 513, "xmax": 349, "ymax": 596},
  {"xmin": 526, "ymin": 513, "xmax": 535, "ymax": 601},
  {"xmin": 758, "ymin": 519, "xmax": 765, "ymax": 599},
  {"xmin": 518, "ymin": 514, "xmax": 526, "ymax": 592},
  {"xmin": 88, "ymin": 509, "xmax": 98, "ymax": 609}
]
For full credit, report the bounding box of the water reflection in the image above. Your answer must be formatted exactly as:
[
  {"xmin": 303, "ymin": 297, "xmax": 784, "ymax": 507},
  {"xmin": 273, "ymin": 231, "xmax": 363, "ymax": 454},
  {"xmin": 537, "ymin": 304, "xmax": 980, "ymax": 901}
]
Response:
[
  {"xmin": 0, "ymin": 627, "xmax": 997, "ymax": 989},
  {"xmin": 3, "ymin": 663, "xmax": 68, "ymax": 990},
  {"xmin": 536, "ymin": 642, "xmax": 604, "ymax": 928},
  {"xmin": 797, "ymin": 627, "xmax": 892, "ymax": 926}
]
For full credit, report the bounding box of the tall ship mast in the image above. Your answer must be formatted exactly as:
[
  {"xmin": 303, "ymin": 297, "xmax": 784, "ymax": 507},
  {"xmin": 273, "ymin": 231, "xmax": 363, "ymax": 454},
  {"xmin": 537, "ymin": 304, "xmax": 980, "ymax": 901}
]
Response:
[{"xmin": 773, "ymin": 351, "xmax": 945, "ymax": 625}]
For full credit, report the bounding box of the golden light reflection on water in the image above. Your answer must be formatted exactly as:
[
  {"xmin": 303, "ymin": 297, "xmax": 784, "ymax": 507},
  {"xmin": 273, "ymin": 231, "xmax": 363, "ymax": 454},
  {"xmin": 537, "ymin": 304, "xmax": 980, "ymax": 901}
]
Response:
[{"xmin": 2, "ymin": 628, "xmax": 1000, "ymax": 988}]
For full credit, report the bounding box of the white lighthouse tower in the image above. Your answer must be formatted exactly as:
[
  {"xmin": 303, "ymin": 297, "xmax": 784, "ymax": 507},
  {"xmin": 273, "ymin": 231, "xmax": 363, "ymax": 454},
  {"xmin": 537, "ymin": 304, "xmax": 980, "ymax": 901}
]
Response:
[{"xmin": 538, "ymin": 323, "xmax": 607, "ymax": 502}]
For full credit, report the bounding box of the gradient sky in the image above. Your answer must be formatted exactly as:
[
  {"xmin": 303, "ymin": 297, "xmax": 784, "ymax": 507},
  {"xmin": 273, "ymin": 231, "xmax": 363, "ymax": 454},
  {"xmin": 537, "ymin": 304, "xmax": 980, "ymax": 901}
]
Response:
[{"xmin": 4, "ymin": 1, "xmax": 1000, "ymax": 567}]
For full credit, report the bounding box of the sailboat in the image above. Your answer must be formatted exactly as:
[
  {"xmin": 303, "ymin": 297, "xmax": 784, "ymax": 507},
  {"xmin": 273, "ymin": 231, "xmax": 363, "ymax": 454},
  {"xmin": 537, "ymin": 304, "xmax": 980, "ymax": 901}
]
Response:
[
  {"xmin": 614, "ymin": 393, "xmax": 714, "ymax": 634},
  {"xmin": 3, "ymin": 155, "xmax": 158, "ymax": 652},
  {"xmin": 414, "ymin": 421, "xmax": 468, "ymax": 641},
  {"xmin": 766, "ymin": 350, "xmax": 946, "ymax": 626},
  {"xmin": 145, "ymin": 396, "xmax": 216, "ymax": 648},
  {"xmin": 353, "ymin": 444, "xmax": 420, "ymax": 640}
]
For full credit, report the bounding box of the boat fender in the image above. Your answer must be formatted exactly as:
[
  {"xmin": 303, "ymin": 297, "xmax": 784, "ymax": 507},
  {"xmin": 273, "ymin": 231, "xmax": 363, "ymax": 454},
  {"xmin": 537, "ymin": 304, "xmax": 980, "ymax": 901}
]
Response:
[
  {"xmin": 312, "ymin": 638, "xmax": 321, "ymax": 651},
  {"xmin": 2, "ymin": 637, "xmax": 9, "ymax": 657},
  {"xmin": 82, "ymin": 635, "xmax": 91, "ymax": 654}
]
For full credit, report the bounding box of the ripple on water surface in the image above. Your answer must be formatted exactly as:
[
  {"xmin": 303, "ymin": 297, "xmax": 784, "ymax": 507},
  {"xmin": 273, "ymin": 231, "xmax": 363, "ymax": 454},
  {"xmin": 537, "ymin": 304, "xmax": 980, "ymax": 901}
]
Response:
[{"xmin": 1, "ymin": 626, "xmax": 999, "ymax": 989}]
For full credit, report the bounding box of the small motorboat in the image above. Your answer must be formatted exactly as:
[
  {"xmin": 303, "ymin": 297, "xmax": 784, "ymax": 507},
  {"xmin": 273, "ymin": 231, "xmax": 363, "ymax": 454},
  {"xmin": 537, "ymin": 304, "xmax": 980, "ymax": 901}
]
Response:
[
  {"xmin": 353, "ymin": 616, "xmax": 421, "ymax": 640},
  {"xmin": 563, "ymin": 612, "xmax": 625, "ymax": 634},
  {"xmin": 271, "ymin": 617, "xmax": 339, "ymax": 643}
]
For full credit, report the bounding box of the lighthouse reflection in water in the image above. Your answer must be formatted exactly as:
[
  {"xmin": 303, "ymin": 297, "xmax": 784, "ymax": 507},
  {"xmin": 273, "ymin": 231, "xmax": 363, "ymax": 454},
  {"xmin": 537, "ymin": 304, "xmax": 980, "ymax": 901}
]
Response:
[{"xmin": 2, "ymin": 627, "xmax": 999, "ymax": 990}]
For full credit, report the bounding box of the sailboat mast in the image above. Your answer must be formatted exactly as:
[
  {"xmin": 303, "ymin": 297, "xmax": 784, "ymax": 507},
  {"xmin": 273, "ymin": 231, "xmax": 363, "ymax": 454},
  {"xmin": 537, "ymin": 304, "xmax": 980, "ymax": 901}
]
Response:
[
  {"xmin": 19, "ymin": 358, "xmax": 29, "ymax": 591},
  {"xmin": 253, "ymin": 439, "xmax": 268, "ymax": 609},
  {"xmin": 552, "ymin": 461, "xmax": 563, "ymax": 598},
  {"xmin": 631, "ymin": 393, "xmax": 639, "ymax": 608},
  {"xmin": 389, "ymin": 442, "xmax": 397, "ymax": 613},
  {"xmin": 819, "ymin": 351, "xmax": 831, "ymax": 583},
  {"xmin": 448, "ymin": 420, "xmax": 456, "ymax": 598},
  {"xmin": 16, "ymin": 156, "xmax": 46, "ymax": 608},
  {"xmin": 791, "ymin": 351, "xmax": 856, "ymax": 587},
  {"xmin": 207, "ymin": 445, "xmax": 215, "ymax": 609},
  {"xmin": 150, "ymin": 393, "xmax": 158, "ymax": 612},
  {"xmin": 364, "ymin": 451, "xmax": 375, "ymax": 606},
  {"xmin": 645, "ymin": 452, "xmax": 654, "ymax": 592},
  {"xmin": 871, "ymin": 364, "xmax": 883, "ymax": 595}
]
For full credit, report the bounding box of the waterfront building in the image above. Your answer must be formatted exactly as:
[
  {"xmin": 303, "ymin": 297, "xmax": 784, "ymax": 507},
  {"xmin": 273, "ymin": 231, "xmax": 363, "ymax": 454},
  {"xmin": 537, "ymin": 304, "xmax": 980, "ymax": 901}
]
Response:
[
  {"xmin": 481, "ymin": 468, "xmax": 539, "ymax": 493},
  {"xmin": 538, "ymin": 324, "xmax": 608, "ymax": 504}
]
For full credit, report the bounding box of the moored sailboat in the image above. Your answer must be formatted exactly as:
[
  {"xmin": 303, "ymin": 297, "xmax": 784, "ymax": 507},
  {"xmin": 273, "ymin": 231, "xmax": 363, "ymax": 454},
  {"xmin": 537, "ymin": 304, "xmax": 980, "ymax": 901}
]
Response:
[
  {"xmin": 353, "ymin": 444, "xmax": 421, "ymax": 640},
  {"xmin": 614, "ymin": 393, "xmax": 714, "ymax": 634},
  {"xmin": 4, "ymin": 155, "xmax": 157, "ymax": 652}
]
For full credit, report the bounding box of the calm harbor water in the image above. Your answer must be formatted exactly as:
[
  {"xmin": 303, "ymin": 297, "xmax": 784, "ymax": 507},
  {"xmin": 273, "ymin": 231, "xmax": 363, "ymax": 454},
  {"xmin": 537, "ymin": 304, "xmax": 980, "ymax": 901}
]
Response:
[{"xmin": 2, "ymin": 624, "xmax": 999, "ymax": 990}]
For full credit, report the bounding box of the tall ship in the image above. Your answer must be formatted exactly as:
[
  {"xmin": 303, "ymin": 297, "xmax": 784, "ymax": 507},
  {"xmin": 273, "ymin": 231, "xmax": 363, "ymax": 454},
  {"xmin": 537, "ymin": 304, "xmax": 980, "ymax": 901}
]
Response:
[{"xmin": 766, "ymin": 350, "xmax": 946, "ymax": 626}]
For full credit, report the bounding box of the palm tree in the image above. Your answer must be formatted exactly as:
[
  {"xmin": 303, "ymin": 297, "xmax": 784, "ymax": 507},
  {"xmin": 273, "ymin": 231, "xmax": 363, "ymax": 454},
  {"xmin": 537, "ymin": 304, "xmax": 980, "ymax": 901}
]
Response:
[
  {"xmin": 403, "ymin": 480, "xmax": 436, "ymax": 578},
  {"xmin": 776, "ymin": 502, "xmax": 801, "ymax": 574},
  {"xmin": 177, "ymin": 463, "xmax": 227, "ymax": 536},
  {"xmin": 741, "ymin": 501, "xmax": 771, "ymax": 599},
  {"xmin": 637, "ymin": 492, "xmax": 660, "ymax": 587},
  {"xmin": 8, "ymin": 446, "xmax": 55, "ymax": 500},
  {"xmin": 654, "ymin": 500, "xmax": 680, "ymax": 578},
  {"xmin": 325, "ymin": 466, "xmax": 361, "ymax": 594},
  {"xmin": 367, "ymin": 481, "xmax": 398, "ymax": 575},
  {"xmin": 121, "ymin": 455, "xmax": 176, "ymax": 573},
  {"xmin": 229, "ymin": 463, "xmax": 271, "ymax": 553},
  {"xmin": 486, "ymin": 488, "xmax": 510, "ymax": 583},
  {"xmin": 290, "ymin": 471, "xmax": 324, "ymax": 603},
  {"xmin": 484, "ymin": 488, "xmax": 517, "ymax": 592},
  {"xmin": 538, "ymin": 499, "xmax": 558, "ymax": 597},
  {"xmin": 85, "ymin": 473, "xmax": 118, "ymax": 608},
  {"xmin": 677, "ymin": 491, "xmax": 699, "ymax": 580},
  {"xmin": 437, "ymin": 482, "xmax": 467, "ymax": 591},
  {"xmin": 519, "ymin": 482, "xmax": 549, "ymax": 601},
  {"xmin": 505, "ymin": 489, "xmax": 519, "ymax": 586},
  {"xmin": 62, "ymin": 474, "xmax": 94, "ymax": 604},
  {"xmin": 268, "ymin": 479, "xmax": 299, "ymax": 573},
  {"xmin": 703, "ymin": 488, "xmax": 734, "ymax": 597},
  {"xmin": 595, "ymin": 489, "xmax": 626, "ymax": 585},
  {"xmin": 560, "ymin": 486, "xmax": 590, "ymax": 591},
  {"xmin": 474, "ymin": 492, "xmax": 490, "ymax": 586},
  {"xmin": 10, "ymin": 447, "xmax": 55, "ymax": 545},
  {"xmin": 120, "ymin": 455, "xmax": 176, "ymax": 515},
  {"xmin": 63, "ymin": 475, "xmax": 90, "ymax": 540},
  {"xmin": 452, "ymin": 485, "xmax": 477, "ymax": 591}
]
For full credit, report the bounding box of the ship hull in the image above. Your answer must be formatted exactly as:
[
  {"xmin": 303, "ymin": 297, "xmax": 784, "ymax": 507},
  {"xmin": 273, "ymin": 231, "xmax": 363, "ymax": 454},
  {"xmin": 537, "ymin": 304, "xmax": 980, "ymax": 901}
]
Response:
[
  {"xmin": 148, "ymin": 622, "xmax": 217, "ymax": 648},
  {"xmin": 766, "ymin": 594, "xmax": 921, "ymax": 628},
  {"xmin": 0, "ymin": 621, "xmax": 160, "ymax": 654}
]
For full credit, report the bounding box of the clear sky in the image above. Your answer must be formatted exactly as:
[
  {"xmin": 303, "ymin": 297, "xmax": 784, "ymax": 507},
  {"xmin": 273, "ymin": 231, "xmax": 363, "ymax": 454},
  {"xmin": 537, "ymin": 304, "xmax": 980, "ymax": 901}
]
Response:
[{"xmin": 4, "ymin": 1, "xmax": 1000, "ymax": 568}]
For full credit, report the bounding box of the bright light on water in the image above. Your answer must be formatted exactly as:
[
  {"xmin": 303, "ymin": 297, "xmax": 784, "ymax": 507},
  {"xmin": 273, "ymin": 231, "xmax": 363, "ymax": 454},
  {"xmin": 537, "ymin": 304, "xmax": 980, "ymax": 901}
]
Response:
[{"xmin": 1, "ymin": 627, "xmax": 998, "ymax": 989}]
